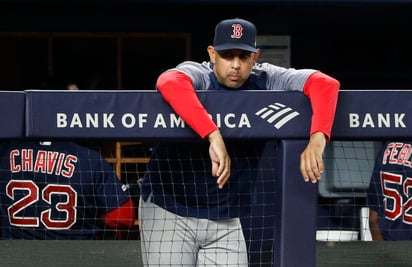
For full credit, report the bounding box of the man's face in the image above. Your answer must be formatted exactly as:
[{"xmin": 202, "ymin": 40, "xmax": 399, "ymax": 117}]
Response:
[{"xmin": 208, "ymin": 47, "xmax": 259, "ymax": 89}]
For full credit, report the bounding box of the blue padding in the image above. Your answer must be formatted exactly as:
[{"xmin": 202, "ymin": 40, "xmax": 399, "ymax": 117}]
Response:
[
  {"xmin": 0, "ymin": 91, "xmax": 25, "ymax": 138},
  {"xmin": 20, "ymin": 89, "xmax": 412, "ymax": 267},
  {"xmin": 25, "ymin": 90, "xmax": 311, "ymax": 139},
  {"xmin": 332, "ymin": 90, "xmax": 412, "ymax": 139},
  {"xmin": 274, "ymin": 140, "xmax": 317, "ymax": 267},
  {"xmin": 24, "ymin": 89, "xmax": 412, "ymax": 140}
]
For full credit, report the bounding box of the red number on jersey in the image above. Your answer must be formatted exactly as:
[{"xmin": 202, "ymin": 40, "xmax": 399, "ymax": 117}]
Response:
[
  {"xmin": 381, "ymin": 171, "xmax": 412, "ymax": 224},
  {"xmin": 6, "ymin": 180, "xmax": 77, "ymax": 229}
]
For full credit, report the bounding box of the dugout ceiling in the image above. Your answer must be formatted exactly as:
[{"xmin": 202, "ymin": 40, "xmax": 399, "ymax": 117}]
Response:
[
  {"xmin": 0, "ymin": 1, "xmax": 412, "ymax": 90},
  {"xmin": 0, "ymin": 32, "xmax": 191, "ymax": 91}
]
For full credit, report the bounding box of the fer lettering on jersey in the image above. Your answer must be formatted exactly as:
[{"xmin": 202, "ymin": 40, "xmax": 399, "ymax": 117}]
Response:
[{"xmin": 382, "ymin": 142, "xmax": 412, "ymax": 168}]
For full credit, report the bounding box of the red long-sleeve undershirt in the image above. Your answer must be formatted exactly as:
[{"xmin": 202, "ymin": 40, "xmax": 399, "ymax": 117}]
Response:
[
  {"xmin": 101, "ymin": 199, "xmax": 136, "ymax": 228},
  {"xmin": 156, "ymin": 70, "xmax": 340, "ymax": 140},
  {"xmin": 156, "ymin": 70, "xmax": 218, "ymax": 138},
  {"xmin": 302, "ymin": 71, "xmax": 340, "ymax": 141}
]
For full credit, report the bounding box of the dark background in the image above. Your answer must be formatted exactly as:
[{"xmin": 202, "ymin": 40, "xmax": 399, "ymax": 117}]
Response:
[
  {"xmin": 0, "ymin": 0, "xmax": 412, "ymax": 90},
  {"xmin": 0, "ymin": 2, "xmax": 409, "ymax": 265}
]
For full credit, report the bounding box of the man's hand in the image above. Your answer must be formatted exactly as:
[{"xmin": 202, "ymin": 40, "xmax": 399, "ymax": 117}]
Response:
[
  {"xmin": 207, "ymin": 130, "xmax": 231, "ymax": 189},
  {"xmin": 300, "ymin": 132, "xmax": 326, "ymax": 183}
]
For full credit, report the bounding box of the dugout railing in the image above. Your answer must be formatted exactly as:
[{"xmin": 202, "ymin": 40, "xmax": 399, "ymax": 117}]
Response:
[{"xmin": 1, "ymin": 89, "xmax": 411, "ymax": 267}]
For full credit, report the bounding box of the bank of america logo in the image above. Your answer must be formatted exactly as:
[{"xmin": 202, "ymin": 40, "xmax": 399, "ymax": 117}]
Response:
[{"xmin": 255, "ymin": 103, "xmax": 300, "ymax": 129}]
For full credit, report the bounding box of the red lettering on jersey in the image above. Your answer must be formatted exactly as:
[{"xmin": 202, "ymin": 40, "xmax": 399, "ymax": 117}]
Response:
[
  {"xmin": 231, "ymin": 23, "xmax": 243, "ymax": 39},
  {"xmin": 389, "ymin": 143, "xmax": 402, "ymax": 164},
  {"xmin": 384, "ymin": 142, "xmax": 412, "ymax": 168},
  {"xmin": 21, "ymin": 149, "xmax": 34, "ymax": 171},
  {"xmin": 62, "ymin": 155, "xmax": 77, "ymax": 178},
  {"xmin": 10, "ymin": 150, "xmax": 20, "ymax": 172},
  {"xmin": 404, "ymin": 144, "xmax": 411, "ymax": 167},
  {"xmin": 9, "ymin": 149, "xmax": 77, "ymax": 177},
  {"xmin": 47, "ymin": 151, "xmax": 59, "ymax": 174},
  {"xmin": 34, "ymin": 150, "xmax": 47, "ymax": 173},
  {"xmin": 399, "ymin": 144, "xmax": 411, "ymax": 166},
  {"xmin": 382, "ymin": 172, "xmax": 402, "ymax": 220},
  {"xmin": 382, "ymin": 144, "xmax": 392, "ymax": 165},
  {"xmin": 404, "ymin": 178, "xmax": 412, "ymax": 197},
  {"xmin": 41, "ymin": 184, "xmax": 77, "ymax": 229},
  {"xmin": 55, "ymin": 153, "xmax": 65, "ymax": 176}
]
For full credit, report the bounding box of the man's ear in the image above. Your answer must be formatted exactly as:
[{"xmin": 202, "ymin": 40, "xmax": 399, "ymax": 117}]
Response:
[
  {"xmin": 253, "ymin": 48, "xmax": 261, "ymax": 63},
  {"xmin": 207, "ymin": 46, "xmax": 216, "ymax": 63}
]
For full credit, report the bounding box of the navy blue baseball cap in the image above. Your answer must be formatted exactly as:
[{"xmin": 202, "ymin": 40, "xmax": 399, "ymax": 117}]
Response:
[{"xmin": 213, "ymin": 18, "xmax": 257, "ymax": 53}]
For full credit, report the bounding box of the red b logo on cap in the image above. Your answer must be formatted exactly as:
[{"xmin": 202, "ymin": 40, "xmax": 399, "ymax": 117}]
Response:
[{"xmin": 230, "ymin": 23, "xmax": 243, "ymax": 39}]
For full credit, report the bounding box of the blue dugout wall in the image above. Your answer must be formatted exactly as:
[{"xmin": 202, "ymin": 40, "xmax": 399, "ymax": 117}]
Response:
[{"xmin": 2, "ymin": 89, "xmax": 412, "ymax": 266}]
